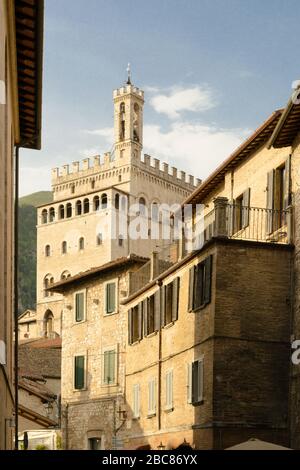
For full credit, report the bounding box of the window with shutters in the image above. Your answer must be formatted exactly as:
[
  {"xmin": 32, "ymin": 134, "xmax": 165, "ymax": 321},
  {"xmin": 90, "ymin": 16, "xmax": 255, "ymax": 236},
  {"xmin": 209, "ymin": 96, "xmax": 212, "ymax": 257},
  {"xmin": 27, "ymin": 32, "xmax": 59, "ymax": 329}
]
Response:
[
  {"xmin": 165, "ymin": 370, "xmax": 174, "ymax": 411},
  {"xmin": 132, "ymin": 384, "xmax": 140, "ymax": 419},
  {"xmin": 161, "ymin": 278, "xmax": 180, "ymax": 327},
  {"xmin": 105, "ymin": 281, "xmax": 117, "ymax": 315},
  {"xmin": 267, "ymin": 158, "xmax": 291, "ymax": 234},
  {"xmin": 232, "ymin": 189, "xmax": 250, "ymax": 233},
  {"xmin": 129, "ymin": 303, "xmax": 143, "ymax": 345},
  {"xmin": 187, "ymin": 359, "xmax": 204, "ymax": 406},
  {"xmin": 74, "ymin": 355, "xmax": 86, "ymax": 390},
  {"xmin": 188, "ymin": 256, "xmax": 212, "ymax": 312},
  {"xmin": 147, "ymin": 295, "xmax": 155, "ymax": 335},
  {"xmin": 74, "ymin": 290, "xmax": 86, "ymax": 323},
  {"xmin": 102, "ymin": 348, "xmax": 117, "ymax": 385},
  {"xmin": 148, "ymin": 378, "xmax": 157, "ymax": 416}
]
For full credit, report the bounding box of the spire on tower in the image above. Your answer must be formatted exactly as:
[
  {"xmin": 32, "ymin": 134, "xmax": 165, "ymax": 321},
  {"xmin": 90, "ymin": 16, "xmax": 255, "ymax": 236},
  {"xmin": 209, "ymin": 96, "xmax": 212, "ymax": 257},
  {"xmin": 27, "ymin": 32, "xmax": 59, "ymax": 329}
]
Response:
[{"xmin": 126, "ymin": 63, "xmax": 132, "ymax": 85}]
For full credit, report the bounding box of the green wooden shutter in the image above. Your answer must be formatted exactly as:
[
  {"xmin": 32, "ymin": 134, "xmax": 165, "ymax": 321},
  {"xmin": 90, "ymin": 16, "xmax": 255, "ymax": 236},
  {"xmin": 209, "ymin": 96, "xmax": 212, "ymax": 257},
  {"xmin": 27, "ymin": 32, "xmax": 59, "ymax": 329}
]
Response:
[
  {"xmin": 187, "ymin": 363, "xmax": 192, "ymax": 404},
  {"xmin": 198, "ymin": 360, "xmax": 204, "ymax": 402},
  {"xmin": 75, "ymin": 356, "xmax": 85, "ymax": 389},
  {"xmin": 188, "ymin": 267, "xmax": 195, "ymax": 312},
  {"xmin": 203, "ymin": 256, "xmax": 212, "ymax": 305},
  {"xmin": 154, "ymin": 290, "xmax": 160, "ymax": 332},
  {"xmin": 128, "ymin": 309, "xmax": 133, "ymax": 345},
  {"xmin": 192, "ymin": 361, "xmax": 198, "ymax": 404},
  {"xmin": 138, "ymin": 302, "xmax": 143, "ymax": 341},
  {"xmin": 143, "ymin": 299, "xmax": 148, "ymax": 336},
  {"xmin": 104, "ymin": 350, "xmax": 115, "ymax": 384},
  {"xmin": 166, "ymin": 370, "xmax": 173, "ymax": 409},
  {"xmin": 266, "ymin": 170, "xmax": 274, "ymax": 234},
  {"xmin": 76, "ymin": 293, "xmax": 84, "ymax": 322},
  {"xmin": 106, "ymin": 283, "xmax": 116, "ymax": 314},
  {"xmin": 242, "ymin": 188, "xmax": 250, "ymax": 228},
  {"xmin": 171, "ymin": 277, "xmax": 180, "ymax": 322},
  {"xmin": 284, "ymin": 156, "xmax": 291, "ymax": 210},
  {"xmin": 161, "ymin": 286, "xmax": 166, "ymax": 327}
]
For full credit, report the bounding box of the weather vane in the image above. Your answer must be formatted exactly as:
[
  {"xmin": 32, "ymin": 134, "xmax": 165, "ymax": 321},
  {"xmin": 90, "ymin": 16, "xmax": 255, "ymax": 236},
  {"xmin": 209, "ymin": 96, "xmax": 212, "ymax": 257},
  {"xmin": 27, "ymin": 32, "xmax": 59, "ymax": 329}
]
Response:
[{"xmin": 126, "ymin": 63, "xmax": 131, "ymax": 85}]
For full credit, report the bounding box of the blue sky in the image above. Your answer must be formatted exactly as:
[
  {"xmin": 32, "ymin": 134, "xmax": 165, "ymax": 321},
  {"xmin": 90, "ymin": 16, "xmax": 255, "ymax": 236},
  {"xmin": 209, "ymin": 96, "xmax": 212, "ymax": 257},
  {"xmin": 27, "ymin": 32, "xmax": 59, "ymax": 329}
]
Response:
[{"xmin": 20, "ymin": 0, "xmax": 300, "ymax": 195}]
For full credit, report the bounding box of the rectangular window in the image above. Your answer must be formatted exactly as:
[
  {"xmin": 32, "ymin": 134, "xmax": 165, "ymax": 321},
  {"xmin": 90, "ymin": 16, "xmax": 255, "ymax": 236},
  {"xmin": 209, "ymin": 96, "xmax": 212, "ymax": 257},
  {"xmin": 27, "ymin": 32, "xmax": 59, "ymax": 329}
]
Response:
[
  {"xmin": 129, "ymin": 303, "xmax": 143, "ymax": 345},
  {"xmin": 103, "ymin": 349, "xmax": 116, "ymax": 385},
  {"xmin": 74, "ymin": 355, "xmax": 85, "ymax": 390},
  {"xmin": 75, "ymin": 291, "xmax": 85, "ymax": 323},
  {"xmin": 105, "ymin": 282, "xmax": 116, "ymax": 314},
  {"xmin": 133, "ymin": 384, "xmax": 140, "ymax": 419},
  {"xmin": 88, "ymin": 438, "xmax": 101, "ymax": 450},
  {"xmin": 187, "ymin": 359, "xmax": 204, "ymax": 405},
  {"xmin": 188, "ymin": 256, "xmax": 212, "ymax": 312},
  {"xmin": 232, "ymin": 188, "xmax": 250, "ymax": 233},
  {"xmin": 165, "ymin": 370, "xmax": 174, "ymax": 410},
  {"xmin": 161, "ymin": 278, "xmax": 180, "ymax": 327},
  {"xmin": 267, "ymin": 158, "xmax": 291, "ymax": 234},
  {"xmin": 147, "ymin": 295, "xmax": 155, "ymax": 335},
  {"xmin": 148, "ymin": 378, "xmax": 157, "ymax": 416}
]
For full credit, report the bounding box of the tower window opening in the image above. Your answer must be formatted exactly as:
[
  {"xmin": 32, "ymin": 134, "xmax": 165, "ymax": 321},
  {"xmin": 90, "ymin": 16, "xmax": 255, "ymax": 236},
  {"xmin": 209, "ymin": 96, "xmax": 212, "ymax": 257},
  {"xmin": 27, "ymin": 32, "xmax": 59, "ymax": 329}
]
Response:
[
  {"xmin": 76, "ymin": 200, "xmax": 82, "ymax": 216},
  {"xmin": 101, "ymin": 194, "xmax": 108, "ymax": 209},
  {"xmin": 49, "ymin": 207, "xmax": 55, "ymax": 223},
  {"xmin": 115, "ymin": 194, "xmax": 120, "ymax": 210},
  {"xmin": 45, "ymin": 245, "xmax": 51, "ymax": 257},
  {"xmin": 41, "ymin": 209, "xmax": 48, "ymax": 224},
  {"xmin": 66, "ymin": 203, "xmax": 72, "ymax": 218},
  {"xmin": 93, "ymin": 195, "xmax": 100, "ymax": 211},
  {"xmin": 62, "ymin": 241, "xmax": 67, "ymax": 254},
  {"xmin": 59, "ymin": 205, "xmax": 65, "ymax": 220},
  {"xmin": 79, "ymin": 237, "xmax": 85, "ymax": 251},
  {"xmin": 84, "ymin": 198, "xmax": 90, "ymax": 214}
]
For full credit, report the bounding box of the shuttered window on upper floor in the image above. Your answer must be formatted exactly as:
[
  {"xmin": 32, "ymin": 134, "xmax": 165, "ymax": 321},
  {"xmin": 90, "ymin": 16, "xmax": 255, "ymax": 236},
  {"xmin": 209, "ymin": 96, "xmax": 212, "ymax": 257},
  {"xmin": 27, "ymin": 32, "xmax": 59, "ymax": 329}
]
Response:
[
  {"xmin": 266, "ymin": 156, "xmax": 291, "ymax": 235},
  {"xmin": 75, "ymin": 291, "xmax": 85, "ymax": 323},
  {"xmin": 74, "ymin": 355, "xmax": 85, "ymax": 390},
  {"xmin": 188, "ymin": 256, "xmax": 212, "ymax": 312},
  {"xmin": 187, "ymin": 359, "xmax": 204, "ymax": 406}
]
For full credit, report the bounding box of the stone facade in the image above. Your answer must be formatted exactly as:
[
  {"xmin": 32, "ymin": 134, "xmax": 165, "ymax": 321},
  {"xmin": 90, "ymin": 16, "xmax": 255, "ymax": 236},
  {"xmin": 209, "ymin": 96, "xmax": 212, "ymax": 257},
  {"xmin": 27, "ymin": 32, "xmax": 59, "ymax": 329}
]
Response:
[
  {"xmin": 124, "ymin": 240, "xmax": 292, "ymax": 450},
  {"xmin": 36, "ymin": 82, "xmax": 199, "ymax": 340},
  {"xmin": 18, "ymin": 310, "xmax": 38, "ymax": 340},
  {"xmin": 53, "ymin": 258, "xmax": 146, "ymax": 450}
]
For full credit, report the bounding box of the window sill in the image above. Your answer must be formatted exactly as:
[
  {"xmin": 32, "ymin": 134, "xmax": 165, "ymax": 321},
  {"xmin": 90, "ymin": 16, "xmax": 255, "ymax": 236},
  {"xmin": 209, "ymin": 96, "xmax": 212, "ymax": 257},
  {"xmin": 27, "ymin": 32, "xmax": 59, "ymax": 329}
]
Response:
[
  {"xmin": 147, "ymin": 413, "xmax": 156, "ymax": 419},
  {"xmin": 73, "ymin": 319, "xmax": 87, "ymax": 326},
  {"xmin": 163, "ymin": 322, "xmax": 175, "ymax": 330},
  {"xmin": 104, "ymin": 311, "xmax": 118, "ymax": 317},
  {"xmin": 145, "ymin": 331, "xmax": 158, "ymax": 339},
  {"xmin": 73, "ymin": 388, "xmax": 87, "ymax": 393},
  {"xmin": 191, "ymin": 400, "xmax": 204, "ymax": 407},
  {"xmin": 192, "ymin": 304, "xmax": 209, "ymax": 313},
  {"xmin": 164, "ymin": 407, "xmax": 174, "ymax": 413},
  {"xmin": 101, "ymin": 382, "xmax": 118, "ymax": 387}
]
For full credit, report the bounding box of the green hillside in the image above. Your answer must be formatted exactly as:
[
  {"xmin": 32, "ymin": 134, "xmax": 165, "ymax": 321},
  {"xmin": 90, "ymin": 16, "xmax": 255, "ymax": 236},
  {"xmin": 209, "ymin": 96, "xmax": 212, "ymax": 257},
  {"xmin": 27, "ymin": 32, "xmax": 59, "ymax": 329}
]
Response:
[
  {"xmin": 19, "ymin": 191, "xmax": 53, "ymax": 207},
  {"xmin": 18, "ymin": 191, "xmax": 53, "ymax": 313}
]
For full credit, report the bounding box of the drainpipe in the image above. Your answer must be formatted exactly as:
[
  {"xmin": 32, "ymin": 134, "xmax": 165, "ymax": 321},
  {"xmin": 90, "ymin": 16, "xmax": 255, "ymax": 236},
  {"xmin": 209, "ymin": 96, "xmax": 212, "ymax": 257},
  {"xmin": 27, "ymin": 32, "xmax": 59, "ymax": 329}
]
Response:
[
  {"xmin": 14, "ymin": 145, "xmax": 20, "ymax": 450},
  {"xmin": 158, "ymin": 283, "xmax": 163, "ymax": 431}
]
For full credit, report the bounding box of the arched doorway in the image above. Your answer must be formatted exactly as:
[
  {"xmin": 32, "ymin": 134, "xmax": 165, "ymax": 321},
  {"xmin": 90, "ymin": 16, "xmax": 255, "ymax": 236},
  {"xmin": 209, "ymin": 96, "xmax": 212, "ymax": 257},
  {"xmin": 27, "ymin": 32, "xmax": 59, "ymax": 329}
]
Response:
[{"xmin": 43, "ymin": 310, "xmax": 54, "ymax": 338}]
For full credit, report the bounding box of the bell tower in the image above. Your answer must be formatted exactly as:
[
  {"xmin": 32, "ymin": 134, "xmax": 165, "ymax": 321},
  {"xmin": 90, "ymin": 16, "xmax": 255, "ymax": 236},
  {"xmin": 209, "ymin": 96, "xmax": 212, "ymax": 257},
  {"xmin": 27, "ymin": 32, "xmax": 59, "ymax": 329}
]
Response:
[{"xmin": 113, "ymin": 65, "xmax": 144, "ymax": 161}]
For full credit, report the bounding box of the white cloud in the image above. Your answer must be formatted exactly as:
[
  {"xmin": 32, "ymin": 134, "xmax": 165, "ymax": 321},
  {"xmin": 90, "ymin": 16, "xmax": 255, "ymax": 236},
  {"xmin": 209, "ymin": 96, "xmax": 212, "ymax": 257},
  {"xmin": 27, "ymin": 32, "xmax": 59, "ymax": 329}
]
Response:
[
  {"xmin": 144, "ymin": 122, "xmax": 251, "ymax": 180},
  {"xmin": 149, "ymin": 86, "xmax": 216, "ymax": 119}
]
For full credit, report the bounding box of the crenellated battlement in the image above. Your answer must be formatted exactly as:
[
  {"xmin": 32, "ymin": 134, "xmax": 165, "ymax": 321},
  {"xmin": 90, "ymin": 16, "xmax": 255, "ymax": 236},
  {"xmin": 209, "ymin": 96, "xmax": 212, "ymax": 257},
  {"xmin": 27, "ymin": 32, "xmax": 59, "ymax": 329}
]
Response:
[
  {"xmin": 52, "ymin": 153, "xmax": 201, "ymax": 190},
  {"xmin": 113, "ymin": 84, "xmax": 144, "ymax": 100}
]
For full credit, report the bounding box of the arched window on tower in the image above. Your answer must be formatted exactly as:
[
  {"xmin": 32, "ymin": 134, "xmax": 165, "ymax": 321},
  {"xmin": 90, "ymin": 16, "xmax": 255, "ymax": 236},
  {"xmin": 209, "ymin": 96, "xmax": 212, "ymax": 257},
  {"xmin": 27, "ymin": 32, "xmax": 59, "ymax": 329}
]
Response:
[
  {"xmin": 49, "ymin": 207, "xmax": 55, "ymax": 223},
  {"xmin": 120, "ymin": 102, "xmax": 125, "ymax": 140},
  {"xmin": 61, "ymin": 270, "xmax": 71, "ymax": 280},
  {"xmin": 96, "ymin": 233, "xmax": 103, "ymax": 246},
  {"xmin": 76, "ymin": 200, "xmax": 82, "ymax": 216},
  {"xmin": 133, "ymin": 103, "xmax": 139, "ymax": 142},
  {"xmin": 41, "ymin": 209, "xmax": 48, "ymax": 224},
  {"xmin": 101, "ymin": 194, "xmax": 108, "ymax": 209},
  {"xmin": 43, "ymin": 310, "xmax": 54, "ymax": 338},
  {"xmin": 79, "ymin": 237, "xmax": 85, "ymax": 251},
  {"xmin": 62, "ymin": 241, "xmax": 67, "ymax": 254},
  {"xmin": 115, "ymin": 194, "xmax": 120, "ymax": 210},
  {"xmin": 83, "ymin": 198, "xmax": 90, "ymax": 214},
  {"xmin": 93, "ymin": 195, "xmax": 100, "ymax": 211},
  {"xmin": 43, "ymin": 274, "xmax": 54, "ymax": 298},
  {"xmin": 66, "ymin": 203, "xmax": 72, "ymax": 218},
  {"xmin": 59, "ymin": 205, "xmax": 65, "ymax": 220},
  {"xmin": 139, "ymin": 197, "xmax": 146, "ymax": 216},
  {"xmin": 45, "ymin": 245, "xmax": 51, "ymax": 257}
]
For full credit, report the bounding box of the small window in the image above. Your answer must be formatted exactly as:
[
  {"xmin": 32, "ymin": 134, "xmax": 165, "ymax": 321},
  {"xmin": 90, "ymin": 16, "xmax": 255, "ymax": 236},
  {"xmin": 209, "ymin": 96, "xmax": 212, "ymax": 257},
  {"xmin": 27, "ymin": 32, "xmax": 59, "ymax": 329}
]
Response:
[
  {"xmin": 115, "ymin": 193, "xmax": 120, "ymax": 210},
  {"xmin": 62, "ymin": 241, "xmax": 67, "ymax": 254},
  {"xmin": 165, "ymin": 370, "xmax": 174, "ymax": 410},
  {"xmin": 91, "ymin": 180, "xmax": 95, "ymax": 190},
  {"xmin": 103, "ymin": 349, "xmax": 116, "ymax": 385},
  {"xmin": 75, "ymin": 291, "xmax": 85, "ymax": 323},
  {"xmin": 88, "ymin": 438, "xmax": 101, "ymax": 450},
  {"xmin": 93, "ymin": 195, "xmax": 100, "ymax": 211},
  {"xmin": 118, "ymin": 236, "xmax": 123, "ymax": 247},
  {"xmin": 188, "ymin": 256, "xmax": 212, "ymax": 312},
  {"xmin": 101, "ymin": 194, "xmax": 108, "ymax": 209},
  {"xmin": 133, "ymin": 384, "xmax": 140, "ymax": 419},
  {"xmin": 41, "ymin": 209, "xmax": 48, "ymax": 224},
  {"xmin": 105, "ymin": 282, "xmax": 116, "ymax": 315},
  {"xmin": 74, "ymin": 355, "xmax": 85, "ymax": 390},
  {"xmin": 71, "ymin": 184, "xmax": 75, "ymax": 194},
  {"xmin": 49, "ymin": 207, "xmax": 55, "ymax": 223},
  {"xmin": 61, "ymin": 270, "xmax": 71, "ymax": 280},
  {"xmin": 59, "ymin": 205, "xmax": 65, "ymax": 220},
  {"xmin": 162, "ymin": 278, "xmax": 180, "ymax": 327},
  {"xmin": 139, "ymin": 197, "xmax": 146, "ymax": 216},
  {"xmin": 79, "ymin": 237, "xmax": 85, "ymax": 251},
  {"xmin": 146, "ymin": 295, "xmax": 155, "ymax": 335},
  {"xmin": 84, "ymin": 198, "xmax": 90, "ymax": 214},
  {"xmin": 66, "ymin": 203, "xmax": 72, "ymax": 218},
  {"xmin": 96, "ymin": 233, "xmax": 103, "ymax": 246},
  {"xmin": 148, "ymin": 378, "xmax": 156, "ymax": 416},
  {"xmin": 76, "ymin": 200, "xmax": 82, "ymax": 216},
  {"xmin": 45, "ymin": 245, "xmax": 51, "ymax": 257},
  {"xmin": 188, "ymin": 359, "xmax": 204, "ymax": 406}
]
